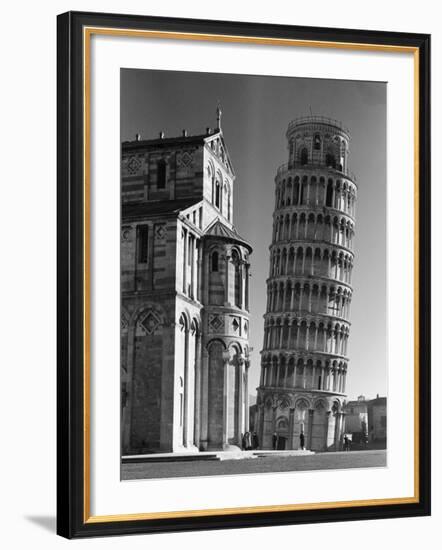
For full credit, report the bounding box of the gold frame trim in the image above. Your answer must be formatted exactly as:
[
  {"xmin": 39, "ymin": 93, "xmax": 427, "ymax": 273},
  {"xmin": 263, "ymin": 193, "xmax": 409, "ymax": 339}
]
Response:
[{"xmin": 82, "ymin": 26, "xmax": 420, "ymax": 524}]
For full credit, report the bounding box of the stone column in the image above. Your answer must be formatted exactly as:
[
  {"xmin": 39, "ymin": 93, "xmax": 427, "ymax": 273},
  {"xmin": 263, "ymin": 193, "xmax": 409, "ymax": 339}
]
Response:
[
  {"xmin": 182, "ymin": 228, "xmax": 188, "ymax": 294},
  {"xmin": 325, "ymin": 410, "xmax": 332, "ymax": 449},
  {"xmin": 244, "ymin": 361, "xmax": 250, "ymax": 432},
  {"xmin": 237, "ymin": 359, "xmax": 244, "ymax": 444},
  {"xmin": 197, "ymin": 243, "xmax": 203, "ymax": 302},
  {"xmin": 307, "ymin": 409, "xmax": 314, "ymax": 449},
  {"xmin": 334, "ymin": 412, "xmax": 341, "ymax": 450},
  {"xmin": 122, "ymin": 322, "xmax": 136, "ymax": 453},
  {"xmin": 279, "ymin": 324, "xmax": 284, "ymax": 349},
  {"xmin": 288, "ymin": 407, "xmax": 295, "ymax": 449},
  {"xmin": 189, "ymin": 234, "xmax": 195, "ymax": 299},
  {"xmin": 193, "ymin": 332, "xmax": 202, "ymax": 448},
  {"xmin": 287, "ymin": 323, "xmax": 293, "ymax": 349},
  {"xmin": 199, "ymin": 348, "xmax": 209, "ymax": 450},
  {"xmin": 193, "ymin": 238, "xmax": 199, "ymax": 300},
  {"xmin": 240, "ymin": 262, "xmax": 245, "ymax": 309},
  {"xmin": 290, "ymin": 285, "xmax": 295, "ymax": 310},
  {"xmin": 183, "ymin": 326, "xmax": 191, "ymax": 448},
  {"xmin": 222, "ymin": 352, "xmax": 230, "ymax": 448},
  {"xmin": 245, "ymin": 263, "xmax": 250, "ymax": 311},
  {"xmin": 305, "ymin": 322, "xmax": 310, "ymax": 352}
]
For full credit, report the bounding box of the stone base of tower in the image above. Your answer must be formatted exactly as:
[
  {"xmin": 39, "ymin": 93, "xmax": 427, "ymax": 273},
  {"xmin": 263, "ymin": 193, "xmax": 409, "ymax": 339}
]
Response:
[{"xmin": 256, "ymin": 389, "xmax": 346, "ymax": 452}]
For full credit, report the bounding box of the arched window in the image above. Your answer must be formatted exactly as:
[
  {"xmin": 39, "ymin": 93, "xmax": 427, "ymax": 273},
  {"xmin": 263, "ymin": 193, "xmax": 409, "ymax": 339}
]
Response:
[
  {"xmin": 215, "ymin": 181, "xmax": 221, "ymax": 208},
  {"xmin": 137, "ymin": 224, "xmax": 148, "ymax": 264},
  {"xmin": 326, "ymin": 181, "xmax": 333, "ymax": 207},
  {"xmin": 231, "ymin": 250, "xmax": 242, "ymax": 307},
  {"xmin": 294, "ymin": 178, "xmax": 300, "ymax": 205},
  {"xmin": 157, "ymin": 159, "xmax": 166, "ymax": 189},
  {"xmin": 300, "ymin": 148, "xmax": 308, "ymax": 165},
  {"xmin": 314, "ymin": 134, "xmax": 321, "ymax": 150},
  {"xmin": 211, "ymin": 251, "xmax": 219, "ymax": 272},
  {"xmin": 326, "ymin": 153, "xmax": 336, "ymax": 169},
  {"xmin": 300, "ymin": 177, "xmax": 307, "ymax": 205}
]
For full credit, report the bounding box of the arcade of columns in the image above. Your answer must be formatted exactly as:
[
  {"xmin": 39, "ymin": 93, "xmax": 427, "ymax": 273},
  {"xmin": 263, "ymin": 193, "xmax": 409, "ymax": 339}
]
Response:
[{"xmin": 256, "ymin": 116, "xmax": 357, "ymax": 451}]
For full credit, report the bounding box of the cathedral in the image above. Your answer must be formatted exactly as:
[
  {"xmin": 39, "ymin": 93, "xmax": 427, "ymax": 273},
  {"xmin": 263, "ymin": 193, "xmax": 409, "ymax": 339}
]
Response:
[
  {"xmin": 121, "ymin": 109, "xmax": 252, "ymax": 455},
  {"xmin": 256, "ymin": 116, "xmax": 357, "ymax": 452}
]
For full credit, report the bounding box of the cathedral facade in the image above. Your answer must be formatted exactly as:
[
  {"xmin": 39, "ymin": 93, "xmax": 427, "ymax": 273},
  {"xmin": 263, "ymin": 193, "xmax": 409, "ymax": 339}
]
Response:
[
  {"xmin": 120, "ymin": 112, "xmax": 252, "ymax": 455},
  {"xmin": 257, "ymin": 116, "xmax": 357, "ymax": 451}
]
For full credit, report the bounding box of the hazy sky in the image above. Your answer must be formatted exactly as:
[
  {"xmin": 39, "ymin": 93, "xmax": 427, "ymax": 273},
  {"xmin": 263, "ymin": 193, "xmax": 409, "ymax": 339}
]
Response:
[{"xmin": 121, "ymin": 68, "xmax": 387, "ymax": 402}]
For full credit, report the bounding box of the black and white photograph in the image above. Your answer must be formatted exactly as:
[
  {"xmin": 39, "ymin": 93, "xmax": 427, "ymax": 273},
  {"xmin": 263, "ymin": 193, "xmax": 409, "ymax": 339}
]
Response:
[
  {"xmin": 120, "ymin": 68, "xmax": 387, "ymax": 481},
  {"xmin": 0, "ymin": 0, "xmax": 435, "ymax": 544}
]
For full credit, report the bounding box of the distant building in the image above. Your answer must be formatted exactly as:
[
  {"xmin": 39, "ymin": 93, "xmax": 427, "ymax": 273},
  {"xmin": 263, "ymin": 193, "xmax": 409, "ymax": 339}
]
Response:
[
  {"xmin": 367, "ymin": 395, "xmax": 387, "ymax": 443},
  {"xmin": 343, "ymin": 394, "xmax": 386, "ymax": 448},
  {"xmin": 343, "ymin": 395, "xmax": 368, "ymax": 445}
]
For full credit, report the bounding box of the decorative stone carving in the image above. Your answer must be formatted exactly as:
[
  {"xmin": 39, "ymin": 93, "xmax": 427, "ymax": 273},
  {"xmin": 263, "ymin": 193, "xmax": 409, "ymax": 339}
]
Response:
[
  {"xmin": 155, "ymin": 223, "xmax": 166, "ymax": 241},
  {"xmin": 177, "ymin": 150, "xmax": 193, "ymax": 167},
  {"xmin": 139, "ymin": 310, "xmax": 162, "ymax": 335},
  {"xmin": 127, "ymin": 155, "xmax": 142, "ymax": 175},
  {"xmin": 209, "ymin": 314, "xmax": 224, "ymax": 332}
]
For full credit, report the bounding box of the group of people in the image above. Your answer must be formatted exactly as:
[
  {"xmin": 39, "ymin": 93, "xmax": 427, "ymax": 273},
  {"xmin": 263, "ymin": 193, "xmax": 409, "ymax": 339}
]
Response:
[
  {"xmin": 241, "ymin": 431, "xmax": 259, "ymax": 450},
  {"xmin": 343, "ymin": 435, "xmax": 351, "ymax": 451}
]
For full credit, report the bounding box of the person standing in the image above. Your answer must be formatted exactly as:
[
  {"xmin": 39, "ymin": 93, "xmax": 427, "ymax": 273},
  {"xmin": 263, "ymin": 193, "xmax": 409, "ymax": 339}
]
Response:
[
  {"xmin": 299, "ymin": 431, "xmax": 305, "ymax": 450},
  {"xmin": 272, "ymin": 432, "xmax": 278, "ymax": 450}
]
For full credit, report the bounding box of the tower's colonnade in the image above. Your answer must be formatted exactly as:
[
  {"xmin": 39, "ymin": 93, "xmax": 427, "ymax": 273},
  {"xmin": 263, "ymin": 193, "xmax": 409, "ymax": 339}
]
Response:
[{"xmin": 257, "ymin": 116, "xmax": 357, "ymax": 451}]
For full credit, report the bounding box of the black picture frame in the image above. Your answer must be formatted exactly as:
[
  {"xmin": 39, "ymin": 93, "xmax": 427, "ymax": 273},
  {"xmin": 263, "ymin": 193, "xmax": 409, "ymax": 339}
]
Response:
[{"xmin": 57, "ymin": 10, "xmax": 431, "ymax": 539}]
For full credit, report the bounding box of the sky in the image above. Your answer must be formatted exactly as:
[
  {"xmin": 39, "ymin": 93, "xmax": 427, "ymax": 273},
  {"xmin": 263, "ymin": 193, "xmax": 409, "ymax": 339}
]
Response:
[{"xmin": 121, "ymin": 68, "xmax": 387, "ymax": 402}]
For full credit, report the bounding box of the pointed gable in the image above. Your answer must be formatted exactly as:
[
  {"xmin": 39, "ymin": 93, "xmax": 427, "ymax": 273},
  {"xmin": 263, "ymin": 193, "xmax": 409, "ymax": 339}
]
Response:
[{"xmin": 204, "ymin": 131, "xmax": 235, "ymax": 178}]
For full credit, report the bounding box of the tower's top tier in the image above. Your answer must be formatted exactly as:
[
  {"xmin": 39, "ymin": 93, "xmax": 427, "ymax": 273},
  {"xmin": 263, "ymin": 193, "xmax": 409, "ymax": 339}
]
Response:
[{"xmin": 285, "ymin": 116, "xmax": 351, "ymax": 175}]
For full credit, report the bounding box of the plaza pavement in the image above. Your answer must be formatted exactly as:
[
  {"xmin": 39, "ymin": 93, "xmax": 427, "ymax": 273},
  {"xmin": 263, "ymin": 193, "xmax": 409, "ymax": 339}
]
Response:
[{"xmin": 121, "ymin": 449, "xmax": 386, "ymax": 480}]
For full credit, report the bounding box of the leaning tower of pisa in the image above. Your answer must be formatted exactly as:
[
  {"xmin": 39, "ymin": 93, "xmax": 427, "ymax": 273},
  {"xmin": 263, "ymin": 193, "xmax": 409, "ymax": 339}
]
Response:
[{"xmin": 256, "ymin": 116, "xmax": 357, "ymax": 452}]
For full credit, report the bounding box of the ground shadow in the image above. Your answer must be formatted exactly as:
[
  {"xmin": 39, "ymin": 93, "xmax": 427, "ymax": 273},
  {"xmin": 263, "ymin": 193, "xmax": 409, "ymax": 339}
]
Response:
[{"xmin": 25, "ymin": 515, "xmax": 56, "ymax": 533}]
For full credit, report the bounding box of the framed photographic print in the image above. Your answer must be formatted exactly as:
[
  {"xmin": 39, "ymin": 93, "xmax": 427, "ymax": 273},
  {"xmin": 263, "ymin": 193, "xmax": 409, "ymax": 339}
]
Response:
[{"xmin": 57, "ymin": 11, "xmax": 431, "ymax": 538}]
